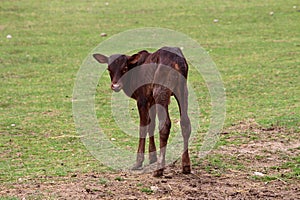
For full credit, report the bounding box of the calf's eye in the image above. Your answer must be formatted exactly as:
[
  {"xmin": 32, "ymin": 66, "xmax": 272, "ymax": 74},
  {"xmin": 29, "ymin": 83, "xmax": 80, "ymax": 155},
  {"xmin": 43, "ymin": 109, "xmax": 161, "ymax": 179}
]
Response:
[{"xmin": 122, "ymin": 67, "xmax": 128, "ymax": 73}]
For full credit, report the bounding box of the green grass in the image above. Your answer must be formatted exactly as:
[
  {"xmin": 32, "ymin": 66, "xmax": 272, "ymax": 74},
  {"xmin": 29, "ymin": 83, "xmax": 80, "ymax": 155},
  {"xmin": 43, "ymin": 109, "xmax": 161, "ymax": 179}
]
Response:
[
  {"xmin": 1, "ymin": 0, "xmax": 299, "ymax": 184},
  {"xmin": 99, "ymin": 177, "xmax": 109, "ymax": 185},
  {"xmin": 114, "ymin": 176, "xmax": 125, "ymax": 182},
  {"xmin": 0, "ymin": 198, "xmax": 18, "ymax": 200},
  {"xmin": 140, "ymin": 187, "xmax": 154, "ymax": 194}
]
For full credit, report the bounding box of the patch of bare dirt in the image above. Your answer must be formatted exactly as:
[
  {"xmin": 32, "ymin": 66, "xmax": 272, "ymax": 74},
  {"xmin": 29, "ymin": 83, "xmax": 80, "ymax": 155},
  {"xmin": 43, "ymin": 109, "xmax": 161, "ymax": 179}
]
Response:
[
  {"xmin": 1, "ymin": 119, "xmax": 299, "ymax": 199},
  {"xmin": 0, "ymin": 167, "xmax": 299, "ymax": 200},
  {"xmin": 219, "ymin": 119, "xmax": 299, "ymax": 175},
  {"xmin": 0, "ymin": 25, "xmax": 6, "ymax": 31}
]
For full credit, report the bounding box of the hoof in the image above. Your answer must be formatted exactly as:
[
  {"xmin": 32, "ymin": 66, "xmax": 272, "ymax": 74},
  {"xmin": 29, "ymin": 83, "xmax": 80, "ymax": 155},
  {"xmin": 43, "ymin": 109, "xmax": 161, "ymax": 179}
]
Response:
[
  {"xmin": 149, "ymin": 152, "xmax": 157, "ymax": 164},
  {"xmin": 131, "ymin": 163, "xmax": 143, "ymax": 170},
  {"xmin": 153, "ymin": 169, "xmax": 164, "ymax": 177},
  {"xmin": 182, "ymin": 165, "xmax": 191, "ymax": 174},
  {"xmin": 149, "ymin": 157, "xmax": 157, "ymax": 165}
]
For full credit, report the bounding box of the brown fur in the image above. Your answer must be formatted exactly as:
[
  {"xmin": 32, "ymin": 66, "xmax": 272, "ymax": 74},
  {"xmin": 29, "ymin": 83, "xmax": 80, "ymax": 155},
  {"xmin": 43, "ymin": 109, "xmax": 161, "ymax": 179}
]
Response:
[{"xmin": 93, "ymin": 47, "xmax": 191, "ymax": 177}]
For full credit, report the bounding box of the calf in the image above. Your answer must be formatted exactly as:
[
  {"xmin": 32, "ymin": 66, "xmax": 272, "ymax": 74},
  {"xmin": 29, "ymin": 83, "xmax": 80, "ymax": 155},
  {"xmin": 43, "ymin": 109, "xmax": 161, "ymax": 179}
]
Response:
[{"xmin": 93, "ymin": 47, "xmax": 191, "ymax": 177}]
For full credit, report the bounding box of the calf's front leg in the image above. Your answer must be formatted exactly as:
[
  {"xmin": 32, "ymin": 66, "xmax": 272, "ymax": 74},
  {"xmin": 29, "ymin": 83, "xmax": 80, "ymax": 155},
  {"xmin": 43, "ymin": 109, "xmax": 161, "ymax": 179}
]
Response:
[
  {"xmin": 131, "ymin": 128, "xmax": 146, "ymax": 170},
  {"xmin": 132, "ymin": 99, "xmax": 150, "ymax": 170}
]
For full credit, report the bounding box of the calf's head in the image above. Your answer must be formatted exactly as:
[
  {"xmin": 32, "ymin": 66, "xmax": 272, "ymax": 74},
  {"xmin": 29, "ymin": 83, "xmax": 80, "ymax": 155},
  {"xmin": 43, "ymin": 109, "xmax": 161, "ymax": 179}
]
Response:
[{"xmin": 93, "ymin": 53, "xmax": 141, "ymax": 92}]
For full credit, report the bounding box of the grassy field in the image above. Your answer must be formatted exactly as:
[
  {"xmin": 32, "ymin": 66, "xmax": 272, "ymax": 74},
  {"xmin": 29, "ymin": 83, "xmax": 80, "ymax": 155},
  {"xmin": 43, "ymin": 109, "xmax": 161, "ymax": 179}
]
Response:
[{"xmin": 0, "ymin": 0, "xmax": 299, "ymax": 197}]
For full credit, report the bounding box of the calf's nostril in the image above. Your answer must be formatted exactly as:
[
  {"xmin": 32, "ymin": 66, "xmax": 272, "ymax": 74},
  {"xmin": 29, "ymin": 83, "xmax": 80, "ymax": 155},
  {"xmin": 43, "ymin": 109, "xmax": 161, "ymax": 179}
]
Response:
[{"xmin": 112, "ymin": 83, "xmax": 120, "ymax": 89}]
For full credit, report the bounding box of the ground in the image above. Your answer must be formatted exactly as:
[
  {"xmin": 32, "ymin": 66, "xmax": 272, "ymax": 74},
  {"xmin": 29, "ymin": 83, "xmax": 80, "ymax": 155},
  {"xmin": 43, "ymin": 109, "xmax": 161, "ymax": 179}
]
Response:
[
  {"xmin": 1, "ymin": 121, "xmax": 299, "ymax": 200},
  {"xmin": 1, "ymin": 168, "xmax": 298, "ymax": 200},
  {"xmin": 1, "ymin": 1, "xmax": 299, "ymax": 199}
]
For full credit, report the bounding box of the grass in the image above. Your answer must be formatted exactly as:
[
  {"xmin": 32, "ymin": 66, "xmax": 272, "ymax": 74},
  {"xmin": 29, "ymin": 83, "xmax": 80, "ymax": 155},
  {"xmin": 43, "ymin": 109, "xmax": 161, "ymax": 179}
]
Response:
[
  {"xmin": 140, "ymin": 187, "xmax": 154, "ymax": 194},
  {"xmin": 0, "ymin": 198, "xmax": 18, "ymax": 200},
  {"xmin": 0, "ymin": 0, "xmax": 299, "ymax": 185},
  {"xmin": 99, "ymin": 178, "xmax": 109, "ymax": 185},
  {"xmin": 114, "ymin": 176, "xmax": 124, "ymax": 182}
]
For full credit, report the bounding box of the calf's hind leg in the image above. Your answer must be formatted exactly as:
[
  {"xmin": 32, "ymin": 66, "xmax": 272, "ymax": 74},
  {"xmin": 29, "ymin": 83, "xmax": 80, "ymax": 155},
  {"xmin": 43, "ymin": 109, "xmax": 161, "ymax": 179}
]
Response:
[
  {"xmin": 148, "ymin": 103, "xmax": 157, "ymax": 164},
  {"xmin": 180, "ymin": 114, "xmax": 191, "ymax": 174},
  {"xmin": 153, "ymin": 88, "xmax": 172, "ymax": 177},
  {"xmin": 175, "ymin": 84, "xmax": 191, "ymax": 174}
]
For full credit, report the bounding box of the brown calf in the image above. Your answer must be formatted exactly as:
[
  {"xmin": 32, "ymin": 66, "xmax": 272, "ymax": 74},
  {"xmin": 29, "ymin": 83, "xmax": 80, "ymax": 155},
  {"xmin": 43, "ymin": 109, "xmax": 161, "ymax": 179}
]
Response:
[{"xmin": 93, "ymin": 47, "xmax": 191, "ymax": 177}]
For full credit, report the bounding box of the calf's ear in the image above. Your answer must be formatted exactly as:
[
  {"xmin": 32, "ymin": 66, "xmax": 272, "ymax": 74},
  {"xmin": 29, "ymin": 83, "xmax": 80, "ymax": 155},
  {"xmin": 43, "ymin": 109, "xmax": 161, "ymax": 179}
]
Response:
[
  {"xmin": 128, "ymin": 53, "xmax": 141, "ymax": 65},
  {"xmin": 93, "ymin": 54, "xmax": 108, "ymax": 64}
]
